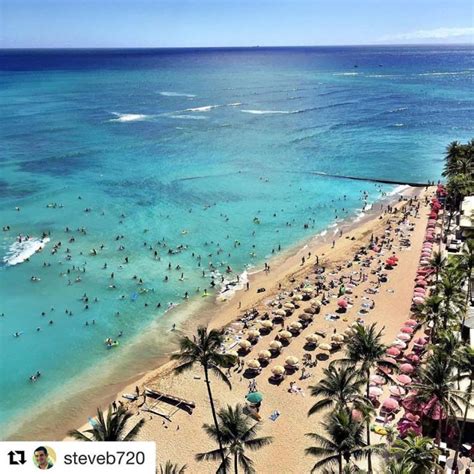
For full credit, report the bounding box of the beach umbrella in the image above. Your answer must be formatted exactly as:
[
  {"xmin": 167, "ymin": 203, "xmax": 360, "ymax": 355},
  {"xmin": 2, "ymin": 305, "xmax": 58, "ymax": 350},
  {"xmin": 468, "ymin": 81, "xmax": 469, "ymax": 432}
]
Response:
[
  {"xmin": 261, "ymin": 320, "xmax": 273, "ymax": 329},
  {"xmin": 401, "ymin": 326, "xmax": 414, "ymax": 334},
  {"xmin": 319, "ymin": 343, "xmax": 332, "ymax": 352},
  {"xmin": 258, "ymin": 350, "xmax": 271, "ymax": 360},
  {"xmin": 393, "ymin": 341, "xmax": 407, "ymax": 349},
  {"xmin": 246, "ymin": 391, "xmax": 263, "ymax": 404},
  {"xmin": 285, "ymin": 356, "xmax": 299, "ymax": 366},
  {"xmin": 292, "ymin": 294, "xmax": 303, "ymax": 301},
  {"xmin": 415, "ymin": 280, "xmax": 427, "ymax": 287},
  {"xmin": 299, "ymin": 313, "xmax": 313, "ymax": 321},
  {"xmin": 247, "ymin": 359, "xmax": 261, "ymax": 369},
  {"xmin": 271, "ymin": 365, "xmax": 285, "ymax": 376},
  {"xmin": 305, "ymin": 334, "xmax": 320, "ymax": 344},
  {"xmin": 404, "ymin": 319, "xmax": 418, "ymax": 327},
  {"xmin": 289, "ymin": 321, "xmax": 302, "ymax": 330},
  {"xmin": 274, "ymin": 309, "xmax": 286, "ymax": 317},
  {"xmin": 304, "ymin": 307, "xmax": 316, "ymax": 315},
  {"xmin": 381, "ymin": 356, "xmax": 397, "ymax": 366},
  {"xmin": 414, "ymin": 288, "xmax": 426, "ymax": 295},
  {"xmin": 399, "ymin": 363, "xmax": 415, "ymax": 374},
  {"xmin": 413, "ymin": 337, "xmax": 427, "ymax": 346},
  {"xmin": 396, "ymin": 374, "xmax": 412, "ymax": 385},
  {"xmin": 238, "ymin": 340, "xmax": 252, "ymax": 349},
  {"xmin": 370, "ymin": 374, "xmax": 385, "ymax": 385},
  {"xmin": 397, "ymin": 333, "xmax": 411, "ymax": 341},
  {"xmin": 402, "ymin": 395, "xmax": 423, "ymax": 413},
  {"xmin": 422, "ymin": 397, "xmax": 446, "ymax": 420},
  {"xmin": 331, "ymin": 334, "xmax": 345, "ymax": 342},
  {"xmin": 310, "ymin": 299, "xmax": 322, "ymax": 307},
  {"xmin": 413, "ymin": 296, "xmax": 425, "ymax": 305},
  {"xmin": 369, "ymin": 386, "xmax": 383, "ymax": 398},
  {"xmin": 337, "ymin": 298, "xmax": 348, "ymax": 309},
  {"xmin": 405, "ymin": 353, "xmax": 420, "ymax": 363},
  {"xmin": 284, "ymin": 302, "xmax": 295, "ymax": 309},
  {"xmin": 247, "ymin": 329, "xmax": 260, "ymax": 340},
  {"xmin": 382, "ymin": 398, "xmax": 400, "ymax": 412},
  {"xmin": 386, "ymin": 347, "xmax": 401, "ymax": 357},
  {"xmin": 278, "ymin": 331, "xmax": 292, "ymax": 340},
  {"xmin": 269, "ymin": 340, "xmax": 282, "ymax": 351},
  {"xmin": 302, "ymin": 287, "xmax": 314, "ymax": 293},
  {"xmin": 389, "ymin": 385, "xmax": 406, "ymax": 397}
]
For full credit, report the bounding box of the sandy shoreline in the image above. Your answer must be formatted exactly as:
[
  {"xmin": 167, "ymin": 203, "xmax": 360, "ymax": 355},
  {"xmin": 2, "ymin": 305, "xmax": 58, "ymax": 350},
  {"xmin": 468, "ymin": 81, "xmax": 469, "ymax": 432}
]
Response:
[
  {"xmin": 5, "ymin": 185, "xmax": 422, "ymax": 446},
  {"xmin": 55, "ymin": 184, "xmax": 436, "ymax": 474}
]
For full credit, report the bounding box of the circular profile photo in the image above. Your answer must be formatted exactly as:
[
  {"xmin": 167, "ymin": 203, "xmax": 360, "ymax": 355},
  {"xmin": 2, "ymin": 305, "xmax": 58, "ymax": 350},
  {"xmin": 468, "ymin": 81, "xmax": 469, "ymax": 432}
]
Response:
[{"xmin": 33, "ymin": 446, "xmax": 56, "ymax": 470}]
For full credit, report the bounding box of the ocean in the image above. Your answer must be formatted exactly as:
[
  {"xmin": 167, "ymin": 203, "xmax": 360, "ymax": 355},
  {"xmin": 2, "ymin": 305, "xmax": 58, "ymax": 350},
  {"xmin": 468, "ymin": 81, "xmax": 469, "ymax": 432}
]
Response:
[{"xmin": 1, "ymin": 45, "xmax": 473, "ymax": 438}]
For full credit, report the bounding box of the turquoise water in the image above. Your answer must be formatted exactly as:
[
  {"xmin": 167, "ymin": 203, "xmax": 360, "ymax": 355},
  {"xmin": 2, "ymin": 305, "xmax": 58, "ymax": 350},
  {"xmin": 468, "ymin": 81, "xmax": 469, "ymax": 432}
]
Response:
[{"xmin": 1, "ymin": 46, "xmax": 473, "ymax": 435}]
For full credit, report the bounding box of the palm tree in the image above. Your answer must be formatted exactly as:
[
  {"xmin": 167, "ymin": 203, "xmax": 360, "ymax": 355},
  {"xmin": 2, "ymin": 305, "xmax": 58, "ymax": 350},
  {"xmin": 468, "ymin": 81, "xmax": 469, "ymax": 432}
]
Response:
[
  {"xmin": 171, "ymin": 326, "xmax": 237, "ymax": 471},
  {"xmin": 159, "ymin": 461, "xmax": 187, "ymax": 474},
  {"xmin": 68, "ymin": 405, "xmax": 144, "ymax": 441},
  {"xmin": 308, "ymin": 364, "xmax": 365, "ymax": 416},
  {"xmin": 456, "ymin": 239, "xmax": 474, "ymax": 329},
  {"xmin": 305, "ymin": 408, "xmax": 383, "ymax": 474},
  {"xmin": 411, "ymin": 351, "xmax": 464, "ymax": 447},
  {"xmin": 452, "ymin": 346, "xmax": 474, "ymax": 471},
  {"xmin": 339, "ymin": 323, "xmax": 394, "ymax": 473},
  {"xmin": 384, "ymin": 458, "xmax": 413, "ymax": 474},
  {"xmin": 415, "ymin": 294, "xmax": 442, "ymax": 343},
  {"xmin": 390, "ymin": 435, "xmax": 441, "ymax": 474},
  {"xmin": 429, "ymin": 251, "xmax": 446, "ymax": 283},
  {"xmin": 437, "ymin": 269, "xmax": 465, "ymax": 330},
  {"xmin": 196, "ymin": 404, "xmax": 273, "ymax": 474}
]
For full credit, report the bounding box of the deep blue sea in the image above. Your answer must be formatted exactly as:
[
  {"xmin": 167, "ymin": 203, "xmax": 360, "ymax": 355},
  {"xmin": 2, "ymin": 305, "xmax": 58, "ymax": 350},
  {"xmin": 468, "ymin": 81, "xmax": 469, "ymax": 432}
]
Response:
[{"xmin": 1, "ymin": 45, "xmax": 473, "ymax": 437}]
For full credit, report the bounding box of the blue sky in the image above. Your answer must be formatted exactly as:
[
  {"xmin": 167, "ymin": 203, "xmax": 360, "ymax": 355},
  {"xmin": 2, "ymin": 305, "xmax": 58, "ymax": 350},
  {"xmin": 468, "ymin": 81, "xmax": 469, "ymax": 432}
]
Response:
[{"xmin": 1, "ymin": 0, "xmax": 473, "ymax": 48}]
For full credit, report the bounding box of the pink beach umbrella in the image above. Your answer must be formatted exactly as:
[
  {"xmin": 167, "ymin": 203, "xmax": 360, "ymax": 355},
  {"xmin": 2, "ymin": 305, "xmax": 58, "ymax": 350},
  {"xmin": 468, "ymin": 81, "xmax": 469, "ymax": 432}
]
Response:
[
  {"xmin": 389, "ymin": 385, "xmax": 406, "ymax": 397},
  {"xmin": 397, "ymin": 333, "xmax": 411, "ymax": 341},
  {"xmin": 337, "ymin": 298, "xmax": 348, "ymax": 309},
  {"xmin": 422, "ymin": 397, "xmax": 447, "ymax": 420},
  {"xmin": 401, "ymin": 326, "xmax": 414, "ymax": 334},
  {"xmin": 381, "ymin": 356, "xmax": 398, "ymax": 366},
  {"xmin": 369, "ymin": 386, "xmax": 383, "ymax": 398},
  {"xmin": 399, "ymin": 363, "xmax": 415, "ymax": 374},
  {"xmin": 415, "ymin": 280, "xmax": 428, "ymax": 287},
  {"xmin": 393, "ymin": 341, "xmax": 407, "ymax": 349},
  {"xmin": 386, "ymin": 347, "xmax": 401, "ymax": 357},
  {"xmin": 413, "ymin": 337, "xmax": 427, "ymax": 346},
  {"xmin": 382, "ymin": 398, "xmax": 400, "ymax": 412},
  {"xmin": 397, "ymin": 374, "xmax": 412, "ymax": 385},
  {"xmin": 404, "ymin": 319, "xmax": 418, "ymax": 327},
  {"xmin": 404, "ymin": 412, "xmax": 420, "ymax": 423},
  {"xmin": 413, "ymin": 296, "xmax": 425, "ymax": 305},
  {"xmin": 414, "ymin": 288, "xmax": 426, "ymax": 295},
  {"xmin": 405, "ymin": 353, "xmax": 421, "ymax": 363},
  {"xmin": 370, "ymin": 374, "xmax": 385, "ymax": 385}
]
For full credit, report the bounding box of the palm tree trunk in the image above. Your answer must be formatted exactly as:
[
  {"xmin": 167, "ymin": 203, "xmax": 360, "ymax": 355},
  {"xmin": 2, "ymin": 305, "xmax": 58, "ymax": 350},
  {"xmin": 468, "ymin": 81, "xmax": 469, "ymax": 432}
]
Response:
[
  {"xmin": 452, "ymin": 379, "xmax": 472, "ymax": 473},
  {"xmin": 366, "ymin": 375, "xmax": 373, "ymax": 474},
  {"xmin": 437, "ymin": 417, "xmax": 442, "ymax": 448},
  {"xmin": 338, "ymin": 454, "xmax": 342, "ymax": 474},
  {"xmin": 204, "ymin": 366, "xmax": 227, "ymax": 472},
  {"xmin": 234, "ymin": 452, "xmax": 238, "ymax": 474}
]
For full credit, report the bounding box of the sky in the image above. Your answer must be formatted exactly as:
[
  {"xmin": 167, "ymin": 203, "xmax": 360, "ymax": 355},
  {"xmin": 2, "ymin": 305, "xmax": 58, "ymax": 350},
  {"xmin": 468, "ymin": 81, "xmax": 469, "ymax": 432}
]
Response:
[{"xmin": 1, "ymin": 0, "xmax": 473, "ymax": 48}]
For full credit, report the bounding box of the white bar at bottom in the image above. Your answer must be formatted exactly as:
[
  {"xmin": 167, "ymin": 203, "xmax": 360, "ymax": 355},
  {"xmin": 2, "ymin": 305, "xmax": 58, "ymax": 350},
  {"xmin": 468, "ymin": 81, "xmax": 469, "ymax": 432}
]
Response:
[{"xmin": 0, "ymin": 441, "xmax": 156, "ymax": 474}]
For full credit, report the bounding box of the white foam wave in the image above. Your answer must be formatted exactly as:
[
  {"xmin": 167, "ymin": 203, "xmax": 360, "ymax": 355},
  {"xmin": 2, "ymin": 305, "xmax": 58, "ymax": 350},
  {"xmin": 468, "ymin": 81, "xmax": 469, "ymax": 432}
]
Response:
[
  {"xmin": 417, "ymin": 71, "xmax": 472, "ymax": 77},
  {"xmin": 169, "ymin": 114, "xmax": 207, "ymax": 120},
  {"xmin": 4, "ymin": 237, "xmax": 50, "ymax": 266},
  {"xmin": 393, "ymin": 123, "xmax": 405, "ymax": 127},
  {"xmin": 159, "ymin": 91, "xmax": 196, "ymax": 97},
  {"xmin": 241, "ymin": 109, "xmax": 291, "ymax": 115},
  {"xmin": 333, "ymin": 72, "xmax": 360, "ymax": 76},
  {"xmin": 110, "ymin": 113, "xmax": 150, "ymax": 122},
  {"xmin": 227, "ymin": 102, "xmax": 242, "ymax": 107},
  {"xmin": 217, "ymin": 270, "xmax": 248, "ymax": 301},
  {"xmin": 387, "ymin": 185, "xmax": 410, "ymax": 196},
  {"xmin": 389, "ymin": 107, "xmax": 408, "ymax": 113},
  {"xmin": 184, "ymin": 105, "xmax": 219, "ymax": 112}
]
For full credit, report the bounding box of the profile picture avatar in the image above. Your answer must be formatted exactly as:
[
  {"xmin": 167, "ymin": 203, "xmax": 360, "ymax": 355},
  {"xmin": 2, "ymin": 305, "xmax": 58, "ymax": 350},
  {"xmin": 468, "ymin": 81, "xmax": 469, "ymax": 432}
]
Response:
[{"xmin": 33, "ymin": 446, "xmax": 56, "ymax": 470}]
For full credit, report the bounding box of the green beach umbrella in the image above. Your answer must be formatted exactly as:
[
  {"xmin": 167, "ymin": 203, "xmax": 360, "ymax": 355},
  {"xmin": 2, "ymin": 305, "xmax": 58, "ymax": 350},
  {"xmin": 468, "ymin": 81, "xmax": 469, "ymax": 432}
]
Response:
[{"xmin": 246, "ymin": 391, "xmax": 263, "ymax": 404}]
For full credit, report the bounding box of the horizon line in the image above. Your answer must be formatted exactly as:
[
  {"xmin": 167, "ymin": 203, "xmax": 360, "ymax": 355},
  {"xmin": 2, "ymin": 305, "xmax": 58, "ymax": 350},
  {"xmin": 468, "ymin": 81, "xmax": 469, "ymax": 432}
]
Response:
[{"xmin": 1, "ymin": 42, "xmax": 473, "ymax": 51}]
